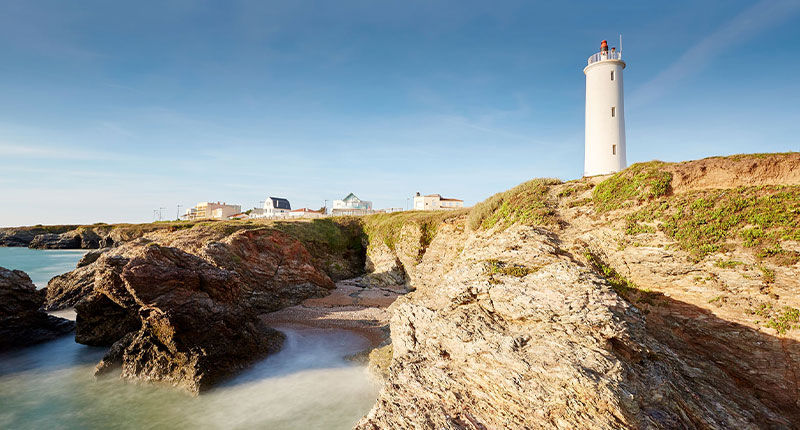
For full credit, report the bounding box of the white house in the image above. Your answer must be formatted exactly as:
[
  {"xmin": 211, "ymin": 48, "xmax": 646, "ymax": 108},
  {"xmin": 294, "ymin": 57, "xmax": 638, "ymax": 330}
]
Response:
[
  {"xmin": 332, "ymin": 193, "xmax": 373, "ymax": 216},
  {"xmin": 263, "ymin": 197, "xmax": 292, "ymax": 217},
  {"xmin": 413, "ymin": 193, "xmax": 464, "ymax": 211},
  {"xmin": 584, "ymin": 39, "xmax": 627, "ymax": 176}
]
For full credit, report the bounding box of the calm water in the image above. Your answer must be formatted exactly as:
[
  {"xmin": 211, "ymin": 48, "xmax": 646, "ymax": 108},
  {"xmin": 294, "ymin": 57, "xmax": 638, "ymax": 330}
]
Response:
[
  {"xmin": 0, "ymin": 247, "xmax": 380, "ymax": 429},
  {"xmin": 0, "ymin": 247, "xmax": 86, "ymax": 288}
]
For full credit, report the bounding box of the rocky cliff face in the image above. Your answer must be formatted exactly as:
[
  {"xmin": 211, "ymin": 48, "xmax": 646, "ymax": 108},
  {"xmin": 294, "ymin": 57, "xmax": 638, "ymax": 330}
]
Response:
[
  {"xmin": 78, "ymin": 242, "xmax": 284, "ymax": 393},
  {"xmin": 45, "ymin": 221, "xmax": 362, "ymax": 392},
  {"xmin": 0, "ymin": 267, "xmax": 74, "ymax": 350},
  {"xmin": 356, "ymin": 153, "xmax": 800, "ymax": 429}
]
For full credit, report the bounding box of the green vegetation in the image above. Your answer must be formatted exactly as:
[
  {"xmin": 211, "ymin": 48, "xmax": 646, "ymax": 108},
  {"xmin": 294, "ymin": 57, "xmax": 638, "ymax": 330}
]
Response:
[
  {"xmin": 273, "ymin": 217, "xmax": 364, "ymax": 253},
  {"xmin": 484, "ymin": 259, "xmax": 538, "ymax": 283},
  {"xmin": 363, "ymin": 210, "xmax": 465, "ymax": 257},
  {"xmin": 566, "ymin": 197, "xmax": 593, "ymax": 208},
  {"xmin": 759, "ymin": 265, "xmax": 775, "ymax": 284},
  {"xmin": 752, "ymin": 303, "xmax": 800, "ymax": 335},
  {"xmin": 714, "ymin": 260, "xmax": 743, "ymax": 269},
  {"xmin": 467, "ymin": 178, "xmax": 561, "ymax": 231},
  {"xmin": 583, "ymin": 250, "xmax": 658, "ymax": 305},
  {"xmin": 625, "ymin": 186, "xmax": 800, "ymax": 260},
  {"xmin": 592, "ymin": 161, "xmax": 673, "ymax": 212}
]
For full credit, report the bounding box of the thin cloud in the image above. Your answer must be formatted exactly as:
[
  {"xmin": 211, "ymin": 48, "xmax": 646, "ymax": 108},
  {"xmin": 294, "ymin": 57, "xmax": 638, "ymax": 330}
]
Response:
[
  {"xmin": 630, "ymin": 0, "xmax": 800, "ymax": 108},
  {"xmin": 0, "ymin": 143, "xmax": 112, "ymax": 161}
]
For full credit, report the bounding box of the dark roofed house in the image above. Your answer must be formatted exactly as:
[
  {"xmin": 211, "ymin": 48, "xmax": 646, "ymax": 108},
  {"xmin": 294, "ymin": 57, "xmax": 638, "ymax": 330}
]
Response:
[{"xmin": 263, "ymin": 196, "xmax": 291, "ymax": 217}]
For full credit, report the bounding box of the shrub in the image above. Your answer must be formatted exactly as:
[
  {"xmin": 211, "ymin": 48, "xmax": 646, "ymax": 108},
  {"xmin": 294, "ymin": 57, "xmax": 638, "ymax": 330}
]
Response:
[
  {"xmin": 593, "ymin": 162, "xmax": 672, "ymax": 212},
  {"xmin": 467, "ymin": 178, "xmax": 561, "ymax": 231}
]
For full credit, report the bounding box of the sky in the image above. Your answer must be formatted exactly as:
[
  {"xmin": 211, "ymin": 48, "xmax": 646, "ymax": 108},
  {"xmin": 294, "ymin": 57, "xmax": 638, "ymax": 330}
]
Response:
[{"xmin": 1, "ymin": 0, "xmax": 799, "ymax": 226}]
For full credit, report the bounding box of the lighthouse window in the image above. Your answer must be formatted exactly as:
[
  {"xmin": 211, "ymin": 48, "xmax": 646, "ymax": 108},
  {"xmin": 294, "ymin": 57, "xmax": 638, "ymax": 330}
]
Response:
[
  {"xmin": 612, "ymin": 145, "xmax": 617, "ymax": 155},
  {"xmin": 611, "ymin": 106, "xmax": 616, "ymax": 117},
  {"xmin": 611, "ymin": 71, "xmax": 615, "ymax": 81}
]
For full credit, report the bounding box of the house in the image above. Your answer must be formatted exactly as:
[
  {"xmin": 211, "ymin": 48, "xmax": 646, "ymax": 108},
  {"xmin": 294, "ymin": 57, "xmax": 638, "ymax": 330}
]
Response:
[
  {"xmin": 261, "ymin": 197, "xmax": 291, "ymax": 217},
  {"xmin": 288, "ymin": 208, "xmax": 325, "ymax": 219},
  {"xmin": 332, "ymin": 193, "xmax": 374, "ymax": 216},
  {"xmin": 413, "ymin": 193, "xmax": 464, "ymax": 211},
  {"xmin": 184, "ymin": 202, "xmax": 242, "ymax": 220},
  {"xmin": 227, "ymin": 212, "xmax": 250, "ymax": 220}
]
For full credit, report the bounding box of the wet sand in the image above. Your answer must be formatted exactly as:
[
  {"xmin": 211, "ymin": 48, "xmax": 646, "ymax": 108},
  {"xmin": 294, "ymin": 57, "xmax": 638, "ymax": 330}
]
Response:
[{"xmin": 261, "ymin": 278, "xmax": 406, "ymax": 348}]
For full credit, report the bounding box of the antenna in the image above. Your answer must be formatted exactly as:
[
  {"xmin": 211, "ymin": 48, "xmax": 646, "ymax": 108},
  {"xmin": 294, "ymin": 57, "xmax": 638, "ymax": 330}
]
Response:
[{"xmin": 619, "ymin": 34, "xmax": 623, "ymax": 55}]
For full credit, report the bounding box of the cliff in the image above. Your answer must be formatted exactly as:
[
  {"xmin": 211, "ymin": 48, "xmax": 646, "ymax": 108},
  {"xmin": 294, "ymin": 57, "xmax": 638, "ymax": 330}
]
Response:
[
  {"xmin": 7, "ymin": 152, "xmax": 799, "ymax": 425},
  {"xmin": 357, "ymin": 152, "xmax": 800, "ymax": 429},
  {"xmin": 42, "ymin": 218, "xmax": 365, "ymax": 392}
]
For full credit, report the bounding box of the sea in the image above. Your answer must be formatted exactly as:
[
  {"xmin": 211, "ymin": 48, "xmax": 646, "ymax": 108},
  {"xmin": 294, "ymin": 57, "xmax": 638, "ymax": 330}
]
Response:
[{"xmin": 0, "ymin": 247, "xmax": 379, "ymax": 429}]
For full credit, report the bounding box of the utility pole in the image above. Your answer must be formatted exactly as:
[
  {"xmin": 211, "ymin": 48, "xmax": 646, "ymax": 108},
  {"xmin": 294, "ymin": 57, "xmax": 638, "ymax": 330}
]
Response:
[
  {"xmin": 324, "ymin": 199, "xmax": 328, "ymax": 215},
  {"xmin": 158, "ymin": 207, "xmax": 166, "ymax": 221},
  {"xmin": 176, "ymin": 205, "xmax": 182, "ymax": 221}
]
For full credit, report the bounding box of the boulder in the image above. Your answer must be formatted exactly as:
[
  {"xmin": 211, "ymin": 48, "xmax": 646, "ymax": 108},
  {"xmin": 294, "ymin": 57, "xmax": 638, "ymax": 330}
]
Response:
[
  {"xmin": 0, "ymin": 267, "xmax": 74, "ymax": 350},
  {"xmin": 76, "ymin": 243, "xmax": 284, "ymax": 393}
]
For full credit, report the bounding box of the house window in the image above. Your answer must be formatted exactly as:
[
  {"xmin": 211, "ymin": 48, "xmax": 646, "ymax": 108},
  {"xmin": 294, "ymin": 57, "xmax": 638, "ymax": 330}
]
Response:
[
  {"xmin": 611, "ymin": 71, "xmax": 615, "ymax": 81},
  {"xmin": 612, "ymin": 144, "xmax": 617, "ymax": 155},
  {"xmin": 611, "ymin": 107, "xmax": 616, "ymax": 117}
]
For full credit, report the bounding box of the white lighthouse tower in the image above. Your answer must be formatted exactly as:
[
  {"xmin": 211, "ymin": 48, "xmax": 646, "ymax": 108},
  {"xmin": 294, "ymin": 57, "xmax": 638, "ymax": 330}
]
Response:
[{"xmin": 584, "ymin": 39, "xmax": 626, "ymax": 176}]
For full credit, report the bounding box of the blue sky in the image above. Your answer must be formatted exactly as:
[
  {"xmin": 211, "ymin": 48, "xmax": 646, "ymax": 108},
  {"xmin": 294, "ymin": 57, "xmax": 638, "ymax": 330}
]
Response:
[{"xmin": 1, "ymin": 0, "xmax": 799, "ymax": 226}]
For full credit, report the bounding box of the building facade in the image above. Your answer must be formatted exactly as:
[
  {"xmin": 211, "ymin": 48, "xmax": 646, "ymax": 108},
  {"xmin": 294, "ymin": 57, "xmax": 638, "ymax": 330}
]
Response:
[
  {"xmin": 331, "ymin": 193, "xmax": 374, "ymax": 216},
  {"xmin": 584, "ymin": 39, "xmax": 627, "ymax": 176},
  {"xmin": 413, "ymin": 193, "xmax": 464, "ymax": 211},
  {"xmin": 288, "ymin": 208, "xmax": 325, "ymax": 219},
  {"xmin": 262, "ymin": 197, "xmax": 292, "ymax": 217},
  {"xmin": 184, "ymin": 202, "xmax": 242, "ymax": 220}
]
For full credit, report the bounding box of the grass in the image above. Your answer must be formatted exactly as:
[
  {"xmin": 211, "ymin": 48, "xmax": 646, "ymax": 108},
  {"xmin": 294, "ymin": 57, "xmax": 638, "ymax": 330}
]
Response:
[
  {"xmin": 714, "ymin": 260, "xmax": 743, "ymax": 269},
  {"xmin": 362, "ymin": 210, "xmax": 466, "ymax": 261},
  {"xmin": 625, "ymin": 186, "xmax": 800, "ymax": 260},
  {"xmin": 752, "ymin": 303, "xmax": 800, "ymax": 335},
  {"xmin": 467, "ymin": 178, "xmax": 561, "ymax": 231},
  {"xmin": 272, "ymin": 217, "xmax": 364, "ymax": 253},
  {"xmin": 592, "ymin": 161, "xmax": 673, "ymax": 212},
  {"xmin": 759, "ymin": 266, "xmax": 775, "ymax": 284},
  {"xmin": 582, "ymin": 250, "xmax": 658, "ymax": 305},
  {"xmin": 484, "ymin": 259, "xmax": 538, "ymax": 284}
]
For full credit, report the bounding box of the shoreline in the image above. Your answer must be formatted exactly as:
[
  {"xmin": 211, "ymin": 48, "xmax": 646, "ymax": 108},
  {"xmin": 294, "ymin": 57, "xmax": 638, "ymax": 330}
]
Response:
[{"xmin": 261, "ymin": 277, "xmax": 404, "ymax": 349}]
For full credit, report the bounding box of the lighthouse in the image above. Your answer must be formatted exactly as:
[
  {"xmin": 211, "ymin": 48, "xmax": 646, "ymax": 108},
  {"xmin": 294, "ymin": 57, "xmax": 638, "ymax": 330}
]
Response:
[{"xmin": 584, "ymin": 39, "xmax": 626, "ymax": 176}]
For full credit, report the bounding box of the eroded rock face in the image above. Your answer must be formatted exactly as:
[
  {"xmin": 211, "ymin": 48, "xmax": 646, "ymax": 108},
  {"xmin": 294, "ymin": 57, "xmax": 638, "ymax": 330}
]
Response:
[
  {"xmin": 200, "ymin": 229, "xmax": 336, "ymax": 312},
  {"xmin": 0, "ymin": 267, "xmax": 74, "ymax": 350},
  {"xmin": 76, "ymin": 243, "xmax": 284, "ymax": 393},
  {"xmin": 46, "ymin": 263, "xmax": 98, "ymax": 310},
  {"xmin": 356, "ymin": 225, "xmax": 795, "ymax": 429}
]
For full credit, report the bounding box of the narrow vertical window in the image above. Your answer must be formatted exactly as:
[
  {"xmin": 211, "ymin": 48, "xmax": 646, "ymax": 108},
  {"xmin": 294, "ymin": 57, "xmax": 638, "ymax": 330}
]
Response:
[
  {"xmin": 611, "ymin": 107, "xmax": 616, "ymax": 117},
  {"xmin": 612, "ymin": 145, "xmax": 617, "ymax": 155},
  {"xmin": 611, "ymin": 71, "xmax": 615, "ymax": 81}
]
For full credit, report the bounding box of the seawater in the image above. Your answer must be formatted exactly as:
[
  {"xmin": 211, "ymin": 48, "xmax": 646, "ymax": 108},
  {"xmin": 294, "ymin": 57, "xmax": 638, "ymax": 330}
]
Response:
[
  {"xmin": 0, "ymin": 247, "xmax": 86, "ymax": 288},
  {"xmin": 0, "ymin": 247, "xmax": 380, "ymax": 429}
]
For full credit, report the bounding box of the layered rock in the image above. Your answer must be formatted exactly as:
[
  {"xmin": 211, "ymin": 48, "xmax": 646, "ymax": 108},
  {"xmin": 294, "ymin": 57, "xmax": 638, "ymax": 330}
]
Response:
[
  {"xmin": 357, "ymin": 223, "xmax": 796, "ymax": 429},
  {"xmin": 45, "ymin": 249, "xmax": 110, "ymax": 310},
  {"xmin": 0, "ymin": 267, "xmax": 74, "ymax": 350},
  {"xmin": 199, "ymin": 229, "xmax": 336, "ymax": 312},
  {"xmin": 78, "ymin": 243, "xmax": 284, "ymax": 392}
]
